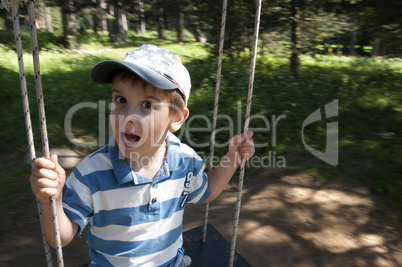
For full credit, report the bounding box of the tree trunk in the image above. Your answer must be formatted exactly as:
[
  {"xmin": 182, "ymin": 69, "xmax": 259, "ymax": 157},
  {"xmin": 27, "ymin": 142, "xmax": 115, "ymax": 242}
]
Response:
[
  {"xmin": 122, "ymin": 11, "xmax": 128, "ymax": 32},
  {"xmin": 61, "ymin": 0, "xmax": 77, "ymax": 49},
  {"xmin": 157, "ymin": 1, "xmax": 166, "ymax": 40},
  {"xmin": 3, "ymin": 11, "xmax": 12, "ymax": 31},
  {"xmin": 349, "ymin": 13, "xmax": 357, "ymax": 56},
  {"xmin": 107, "ymin": 4, "xmax": 114, "ymax": 35},
  {"xmin": 290, "ymin": 0, "xmax": 300, "ymax": 72},
  {"xmin": 36, "ymin": 0, "xmax": 44, "ymax": 30},
  {"xmin": 138, "ymin": 0, "xmax": 146, "ymax": 34},
  {"xmin": 86, "ymin": 13, "xmax": 94, "ymax": 31},
  {"xmin": 190, "ymin": 16, "xmax": 206, "ymax": 43},
  {"xmin": 176, "ymin": 12, "xmax": 184, "ymax": 43},
  {"xmin": 111, "ymin": 2, "xmax": 126, "ymax": 44},
  {"xmin": 373, "ymin": 37, "xmax": 381, "ymax": 57},
  {"xmin": 45, "ymin": 3, "xmax": 53, "ymax": 32},
  {"xmin": 194, "ymin": 28, "xmax": 206, "ymax": 43},
  {"xmin": 99, "ymin": 0, "xmax": 107, "ymax": 33}
]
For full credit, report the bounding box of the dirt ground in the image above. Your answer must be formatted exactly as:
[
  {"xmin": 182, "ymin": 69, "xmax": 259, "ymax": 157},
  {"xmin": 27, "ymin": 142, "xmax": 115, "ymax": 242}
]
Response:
[{"xmin": 1, "ymin": 164, "xmax": 402, "ymax": 267}]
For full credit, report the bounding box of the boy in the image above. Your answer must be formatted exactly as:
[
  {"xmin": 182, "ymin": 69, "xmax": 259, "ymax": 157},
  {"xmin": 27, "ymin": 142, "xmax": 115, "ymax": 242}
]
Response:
[{"xmin": 30, "ymin": 44, "xmax": 255, "ymax": 266}]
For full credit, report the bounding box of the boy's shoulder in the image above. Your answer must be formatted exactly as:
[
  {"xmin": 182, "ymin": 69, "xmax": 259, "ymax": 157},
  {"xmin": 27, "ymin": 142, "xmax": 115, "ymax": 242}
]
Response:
[
  {"xmin": 167, "ymin": 132, "xmax": 199, "ymax": 159},
  {"xmin": 167, "ymin": 132, "xmax": 205, "ymax": 174}
]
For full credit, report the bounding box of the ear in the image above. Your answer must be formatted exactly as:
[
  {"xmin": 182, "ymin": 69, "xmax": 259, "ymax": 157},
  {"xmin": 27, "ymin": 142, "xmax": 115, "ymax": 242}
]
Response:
[{"xmin": 169, "ymin": 108, "xmax": 189, "ymax": 133}]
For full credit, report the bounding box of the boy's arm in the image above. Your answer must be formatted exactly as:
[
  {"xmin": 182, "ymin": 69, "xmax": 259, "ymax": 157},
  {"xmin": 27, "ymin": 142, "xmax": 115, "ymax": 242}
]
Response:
[
  {"xmin": 39, "ymin": 197, "xmax": 79, "ymax": 248},
  {"xmin": 204, "ymin": 131, "xmax": 254, "ymax": 203},
  {"xmin": 30, "ymin": 154, "xmax": 79, "ymax": 248}
]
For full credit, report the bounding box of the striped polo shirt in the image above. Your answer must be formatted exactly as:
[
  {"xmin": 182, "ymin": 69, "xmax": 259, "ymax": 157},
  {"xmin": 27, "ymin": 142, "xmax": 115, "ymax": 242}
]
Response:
[{"xmin": 63, "ymin": 132, "xmax": 210, "ymax": 266}]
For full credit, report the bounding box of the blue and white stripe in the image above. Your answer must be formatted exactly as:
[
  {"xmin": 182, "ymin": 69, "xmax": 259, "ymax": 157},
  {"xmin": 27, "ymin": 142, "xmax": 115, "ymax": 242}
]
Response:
[{"xmin": 63, "ymin": 132, "xmax": 210, "ymax": 266}]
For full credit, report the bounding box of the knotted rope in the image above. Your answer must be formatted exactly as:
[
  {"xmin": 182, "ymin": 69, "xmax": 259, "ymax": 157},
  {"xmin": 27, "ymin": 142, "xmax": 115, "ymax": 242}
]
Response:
[
  {"xmin": 228, "ymin": 0, "xmax": 262, "ymax": 266},
  {"xmin": 2, "ymin": 1, "xmax": 64, "ymax": 266}
]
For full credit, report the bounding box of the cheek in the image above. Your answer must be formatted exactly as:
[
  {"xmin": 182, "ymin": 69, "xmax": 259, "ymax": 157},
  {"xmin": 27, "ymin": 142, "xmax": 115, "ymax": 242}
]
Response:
[{"xmin": 109, "ymin": 113, "xmax": 120, "ymax": 135}]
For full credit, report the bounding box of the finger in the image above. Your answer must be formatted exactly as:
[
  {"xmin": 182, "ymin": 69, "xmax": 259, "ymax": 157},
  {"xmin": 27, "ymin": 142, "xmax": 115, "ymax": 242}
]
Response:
[
  {"xmin": 35, "ymin": 185, "xmax": 58, "ymax": 198},
  {"xmin": 50, "ymin": 154, "xmax": 64, "ymax": 175},
  {"xmin": 31, "ymin": 179, "xmax": 59, "ymax": 200},
  {"xmin": 36, "ymin": 168, "xmax": 59, "ymax": 181},
  {"xmin": 244, "ymin": 137, "xmax": 254, "ymax": 145},
  {"xmin": 33, "ymin": 157, "xmax": 56, "ymax": 169},
  {"xmin": 242, "ymin": 130, "xmax": 254, "ymax": 140},
  {"xmin": 31, "ymin": 183, "xmax": 58, "ymax": 203},
  {"xmin": 239, "ymin": 148, "xmax": 255, "ymax": 159},
  {"xmin": 230, "ymin": 134, "xmax": 244, "ymax": 147},
  {"xmin": 31, "ymin": 164, "xmax": 56, "ymax": 178},
  {"xmin": 239, "ymin": 139, "xmax": 255, "ymax": 156},
  {"xmin": 239, "ymin": 138, "xmax": 254, "ymax": 150},
  {"xmin": 35, "ymin": 177, "xmax": 60, "ymax": 189},
  {"xmin": 239, "ymin": 145, "xmax": 255, "ymax": 155}
]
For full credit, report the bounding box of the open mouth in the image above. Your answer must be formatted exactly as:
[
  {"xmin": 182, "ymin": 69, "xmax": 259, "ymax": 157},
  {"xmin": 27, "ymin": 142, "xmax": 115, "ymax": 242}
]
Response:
[{"xmin": 123, "ymin": 133, "xmax": 141, "ymax": 147}]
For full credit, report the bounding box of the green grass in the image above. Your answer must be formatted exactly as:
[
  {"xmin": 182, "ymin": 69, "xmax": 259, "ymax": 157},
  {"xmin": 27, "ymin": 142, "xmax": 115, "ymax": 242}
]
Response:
[{"xmin": 0, "ymin": 30, "xmax": 401, "ymax": 222}]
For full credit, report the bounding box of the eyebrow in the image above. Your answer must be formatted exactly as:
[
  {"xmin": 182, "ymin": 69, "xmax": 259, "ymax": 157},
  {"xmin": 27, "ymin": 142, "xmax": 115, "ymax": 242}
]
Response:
[
  {"xmin": 144, "ymin": 95, "xmax": 162, "ymax": 102},
  {"xmin": 111, "ymin": 88, "xmax": 162, "ymax": 102}
]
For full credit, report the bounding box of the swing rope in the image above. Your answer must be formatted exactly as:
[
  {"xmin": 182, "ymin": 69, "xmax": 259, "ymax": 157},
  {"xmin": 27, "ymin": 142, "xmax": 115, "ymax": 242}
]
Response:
[
  {"xmin": 2, "ymin": 1, "xmax": 64, "ymax": 266},
  {"xmin": 9, "ymin": 4, "xmax": 53, "ymax": 266},
  {"xmin": 202, "ymin": 0, "xmax": 229, "ymax": 244},
  {"xmin": 27, "ymin": 1, "xmax": 64, "ymax": 265},
  {"xmin": 228, "ymin": 0, "xmax": 262, "ymax": 266}
]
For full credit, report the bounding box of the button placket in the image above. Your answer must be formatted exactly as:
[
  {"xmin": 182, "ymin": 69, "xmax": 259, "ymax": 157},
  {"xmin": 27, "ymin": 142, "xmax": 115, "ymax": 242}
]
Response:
[
  {"xmin": 149, "ymin": 183, "xmax": 158, "ymax": 205},
  {"xmin": 147, "ymin": 183, "xmax": 160, "ymax": 215}
]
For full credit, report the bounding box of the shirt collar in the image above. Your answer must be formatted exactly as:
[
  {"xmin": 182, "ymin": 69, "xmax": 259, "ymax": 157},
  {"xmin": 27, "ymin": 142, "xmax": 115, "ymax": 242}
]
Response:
[
  {"xmin": 108, "ymin": 136, "xmax": 135, "ymax": 185},
  {"xmin": 164, "ymin": 132, "xmax": 183, "ymax": 172}
]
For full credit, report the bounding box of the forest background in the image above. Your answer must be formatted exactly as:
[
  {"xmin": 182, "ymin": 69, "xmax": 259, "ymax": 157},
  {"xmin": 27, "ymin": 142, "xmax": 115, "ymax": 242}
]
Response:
[{"xmin": 0, "ymin": 0, "xmax": 401, "ymax": 227}]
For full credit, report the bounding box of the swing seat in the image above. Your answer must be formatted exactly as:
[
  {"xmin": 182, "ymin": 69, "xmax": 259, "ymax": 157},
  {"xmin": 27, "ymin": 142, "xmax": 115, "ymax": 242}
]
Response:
[{"xmin": 182, "ymin": 224, "xmax": 250, "ymax": 267}]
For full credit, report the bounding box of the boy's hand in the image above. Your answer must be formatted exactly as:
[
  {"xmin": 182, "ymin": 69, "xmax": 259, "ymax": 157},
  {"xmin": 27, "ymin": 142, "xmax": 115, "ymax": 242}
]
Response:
[
  {"xmin": 228, "ymin": 131, "xmax": 255, "ymax": 165},
  {"xmin": 30, "ymin": 154, "xmax": 66, "ymax": 204}
]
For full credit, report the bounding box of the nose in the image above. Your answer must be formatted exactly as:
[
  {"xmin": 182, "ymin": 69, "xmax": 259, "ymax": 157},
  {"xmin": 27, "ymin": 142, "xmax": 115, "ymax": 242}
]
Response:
[
  {"xmin": 115, "ymin": 108, "xmax": 142, "ymax": 135},
  {"xmin": 110, "ymin": 103, "xmax": 141, "ymax": 126},
  {"xmin": 122, "ymin": 107, "xmax": 142, "ymax": 124}
]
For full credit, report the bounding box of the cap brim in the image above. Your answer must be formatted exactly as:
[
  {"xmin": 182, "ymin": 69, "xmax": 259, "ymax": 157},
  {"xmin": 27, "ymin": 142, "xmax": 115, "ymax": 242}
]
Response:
[{"xmin": 90, "ymin": 60, "xmax": 179, "ymax": 90}]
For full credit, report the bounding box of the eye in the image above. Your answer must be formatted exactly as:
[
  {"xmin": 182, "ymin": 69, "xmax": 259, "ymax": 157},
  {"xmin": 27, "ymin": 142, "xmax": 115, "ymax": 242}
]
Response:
[
  {"xmin": 115, "ymin": 96, "xmax": 126, "ymax": 104},
  {"xmin": 141, "ymin": 101, "xmax": 153, "ymax": 109}
]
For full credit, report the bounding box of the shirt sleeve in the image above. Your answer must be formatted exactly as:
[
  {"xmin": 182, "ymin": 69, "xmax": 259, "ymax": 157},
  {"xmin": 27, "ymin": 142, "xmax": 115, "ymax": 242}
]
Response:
[
  {"xmin": 186, "ymin": 154, "xmax": 210, "ymax": 205},
  {"xmin": 62, "ymin": 168, "xmax": 93, "ymax": 235}
]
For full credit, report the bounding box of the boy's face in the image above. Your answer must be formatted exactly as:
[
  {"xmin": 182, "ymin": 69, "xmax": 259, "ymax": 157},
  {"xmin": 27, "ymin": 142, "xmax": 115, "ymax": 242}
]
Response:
[{"xmin": 109, "ymin": 73, "xmax": 188, "ymax": 163}]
